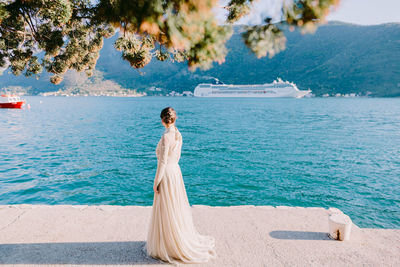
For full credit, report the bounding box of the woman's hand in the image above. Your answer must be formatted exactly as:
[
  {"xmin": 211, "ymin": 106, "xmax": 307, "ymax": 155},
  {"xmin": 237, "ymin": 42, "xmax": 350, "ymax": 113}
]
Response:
[{"xmin": 153, "ymin": 183, "xmax": 159, "ymax": 194}]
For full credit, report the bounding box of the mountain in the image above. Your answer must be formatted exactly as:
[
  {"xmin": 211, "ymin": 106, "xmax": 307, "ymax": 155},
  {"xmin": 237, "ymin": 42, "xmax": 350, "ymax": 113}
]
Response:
[{"xmin": 1, "ymin": 21, "xmax": 399, "ymax": 97}]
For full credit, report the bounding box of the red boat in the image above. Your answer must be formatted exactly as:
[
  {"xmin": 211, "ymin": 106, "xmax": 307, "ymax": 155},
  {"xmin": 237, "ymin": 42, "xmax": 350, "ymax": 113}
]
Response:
[{"xmin": 0, "ymin": 94, "xmax": 25, "ymax": 108}]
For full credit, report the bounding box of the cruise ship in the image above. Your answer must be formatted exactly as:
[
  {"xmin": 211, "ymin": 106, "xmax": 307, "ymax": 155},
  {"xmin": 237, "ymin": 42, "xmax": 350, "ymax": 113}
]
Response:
[{"xmin": 194, "ymin": 78, "xmax": 311, "ymax": 98}]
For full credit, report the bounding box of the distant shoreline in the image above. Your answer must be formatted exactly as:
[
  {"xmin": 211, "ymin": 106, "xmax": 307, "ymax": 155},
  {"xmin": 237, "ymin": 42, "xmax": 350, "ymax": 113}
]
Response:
[{"xmin": 16, "ymin": 95, "xmax": 400, "ymax": 98}]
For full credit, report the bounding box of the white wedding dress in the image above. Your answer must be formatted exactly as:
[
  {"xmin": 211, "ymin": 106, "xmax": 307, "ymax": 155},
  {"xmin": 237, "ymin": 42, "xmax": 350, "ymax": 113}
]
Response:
[{"xmin": 145, "ymin": 126, "xmax": 216, "ymax": 264}]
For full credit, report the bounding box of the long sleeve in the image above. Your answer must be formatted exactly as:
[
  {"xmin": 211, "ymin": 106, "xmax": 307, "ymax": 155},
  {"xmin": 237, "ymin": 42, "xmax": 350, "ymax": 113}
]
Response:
[{"xmin": 154, "ymin": 134, "xmax": 171, "ymax": 187}]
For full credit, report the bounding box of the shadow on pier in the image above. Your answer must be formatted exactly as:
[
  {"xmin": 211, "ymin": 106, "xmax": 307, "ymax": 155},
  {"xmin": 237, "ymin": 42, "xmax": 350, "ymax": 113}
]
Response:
[
  {"xmin": 269, "ymin": 231, "xmax": 334, "ymax": 240},
  {"xmin": 0, "ymin": 241, "xmax": 168, "ymax": 265}
]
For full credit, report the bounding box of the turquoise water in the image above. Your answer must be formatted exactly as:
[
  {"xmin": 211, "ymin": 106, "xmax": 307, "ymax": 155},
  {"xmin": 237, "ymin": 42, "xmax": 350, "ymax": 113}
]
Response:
[{"xmin": 1, "ymin": 96, "xmax": 399, "ymax": 229}]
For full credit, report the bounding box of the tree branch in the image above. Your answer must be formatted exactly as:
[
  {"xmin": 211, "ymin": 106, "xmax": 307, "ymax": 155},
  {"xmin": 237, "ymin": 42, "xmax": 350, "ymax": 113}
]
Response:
[{"xmin": 20, "ymin": 7, "xmax": 38, "ymax": 42}]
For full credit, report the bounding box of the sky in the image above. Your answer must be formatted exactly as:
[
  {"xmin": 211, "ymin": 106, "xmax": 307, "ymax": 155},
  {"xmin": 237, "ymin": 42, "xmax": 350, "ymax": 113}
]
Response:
[
  {"xmin": 216, "ymin": 0, "xmax": 400, "ymax": 25},
  {"xmin": 327, "ymin": 0, "xmax": 400, "ymax": 25}
]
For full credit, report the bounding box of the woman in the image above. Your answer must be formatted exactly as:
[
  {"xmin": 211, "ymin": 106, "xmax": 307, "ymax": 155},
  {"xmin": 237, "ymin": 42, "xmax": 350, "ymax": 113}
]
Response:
[{"xmin": 145, "ymin": 107, "xmax": 216, "ymax": 264}]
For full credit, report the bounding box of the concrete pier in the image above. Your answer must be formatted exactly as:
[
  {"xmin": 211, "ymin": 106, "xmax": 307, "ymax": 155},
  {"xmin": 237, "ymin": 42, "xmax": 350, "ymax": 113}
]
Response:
[{"xmin": 0, "ymin": 205, "xmax": 399, "ymax": 266}]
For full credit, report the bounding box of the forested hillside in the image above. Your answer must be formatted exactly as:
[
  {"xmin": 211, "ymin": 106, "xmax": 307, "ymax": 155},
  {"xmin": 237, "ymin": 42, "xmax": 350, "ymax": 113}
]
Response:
[{"xmin": 1, "ymin": 22, "xmax": 399, "ymax": 96}]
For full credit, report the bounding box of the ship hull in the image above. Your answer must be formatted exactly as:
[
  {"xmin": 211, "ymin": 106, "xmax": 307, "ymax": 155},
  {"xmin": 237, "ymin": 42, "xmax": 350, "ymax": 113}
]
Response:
[
  {"xmin": 196, "ymin": 92, "xmax": 309, "ymax": 98},
  {"xmin": 194, "ymin": 84, "xmax": 311, "ymax": 98},
  {"xmin": 0, "ymin": 101, "xmax": 25, "ymax": 108}
]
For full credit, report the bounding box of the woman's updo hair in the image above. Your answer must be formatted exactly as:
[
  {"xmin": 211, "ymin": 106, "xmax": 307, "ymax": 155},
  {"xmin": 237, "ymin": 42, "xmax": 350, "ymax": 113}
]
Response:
[{"xmin": 160, "ymin": 107, "xmax": 177, "ymax": 125}]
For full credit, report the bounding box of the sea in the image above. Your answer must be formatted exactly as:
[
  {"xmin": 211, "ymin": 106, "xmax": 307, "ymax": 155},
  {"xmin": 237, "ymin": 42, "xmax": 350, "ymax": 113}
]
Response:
[{"xmin": 1, "ymin": 96, "xmax": 399, "ymax": 229}]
